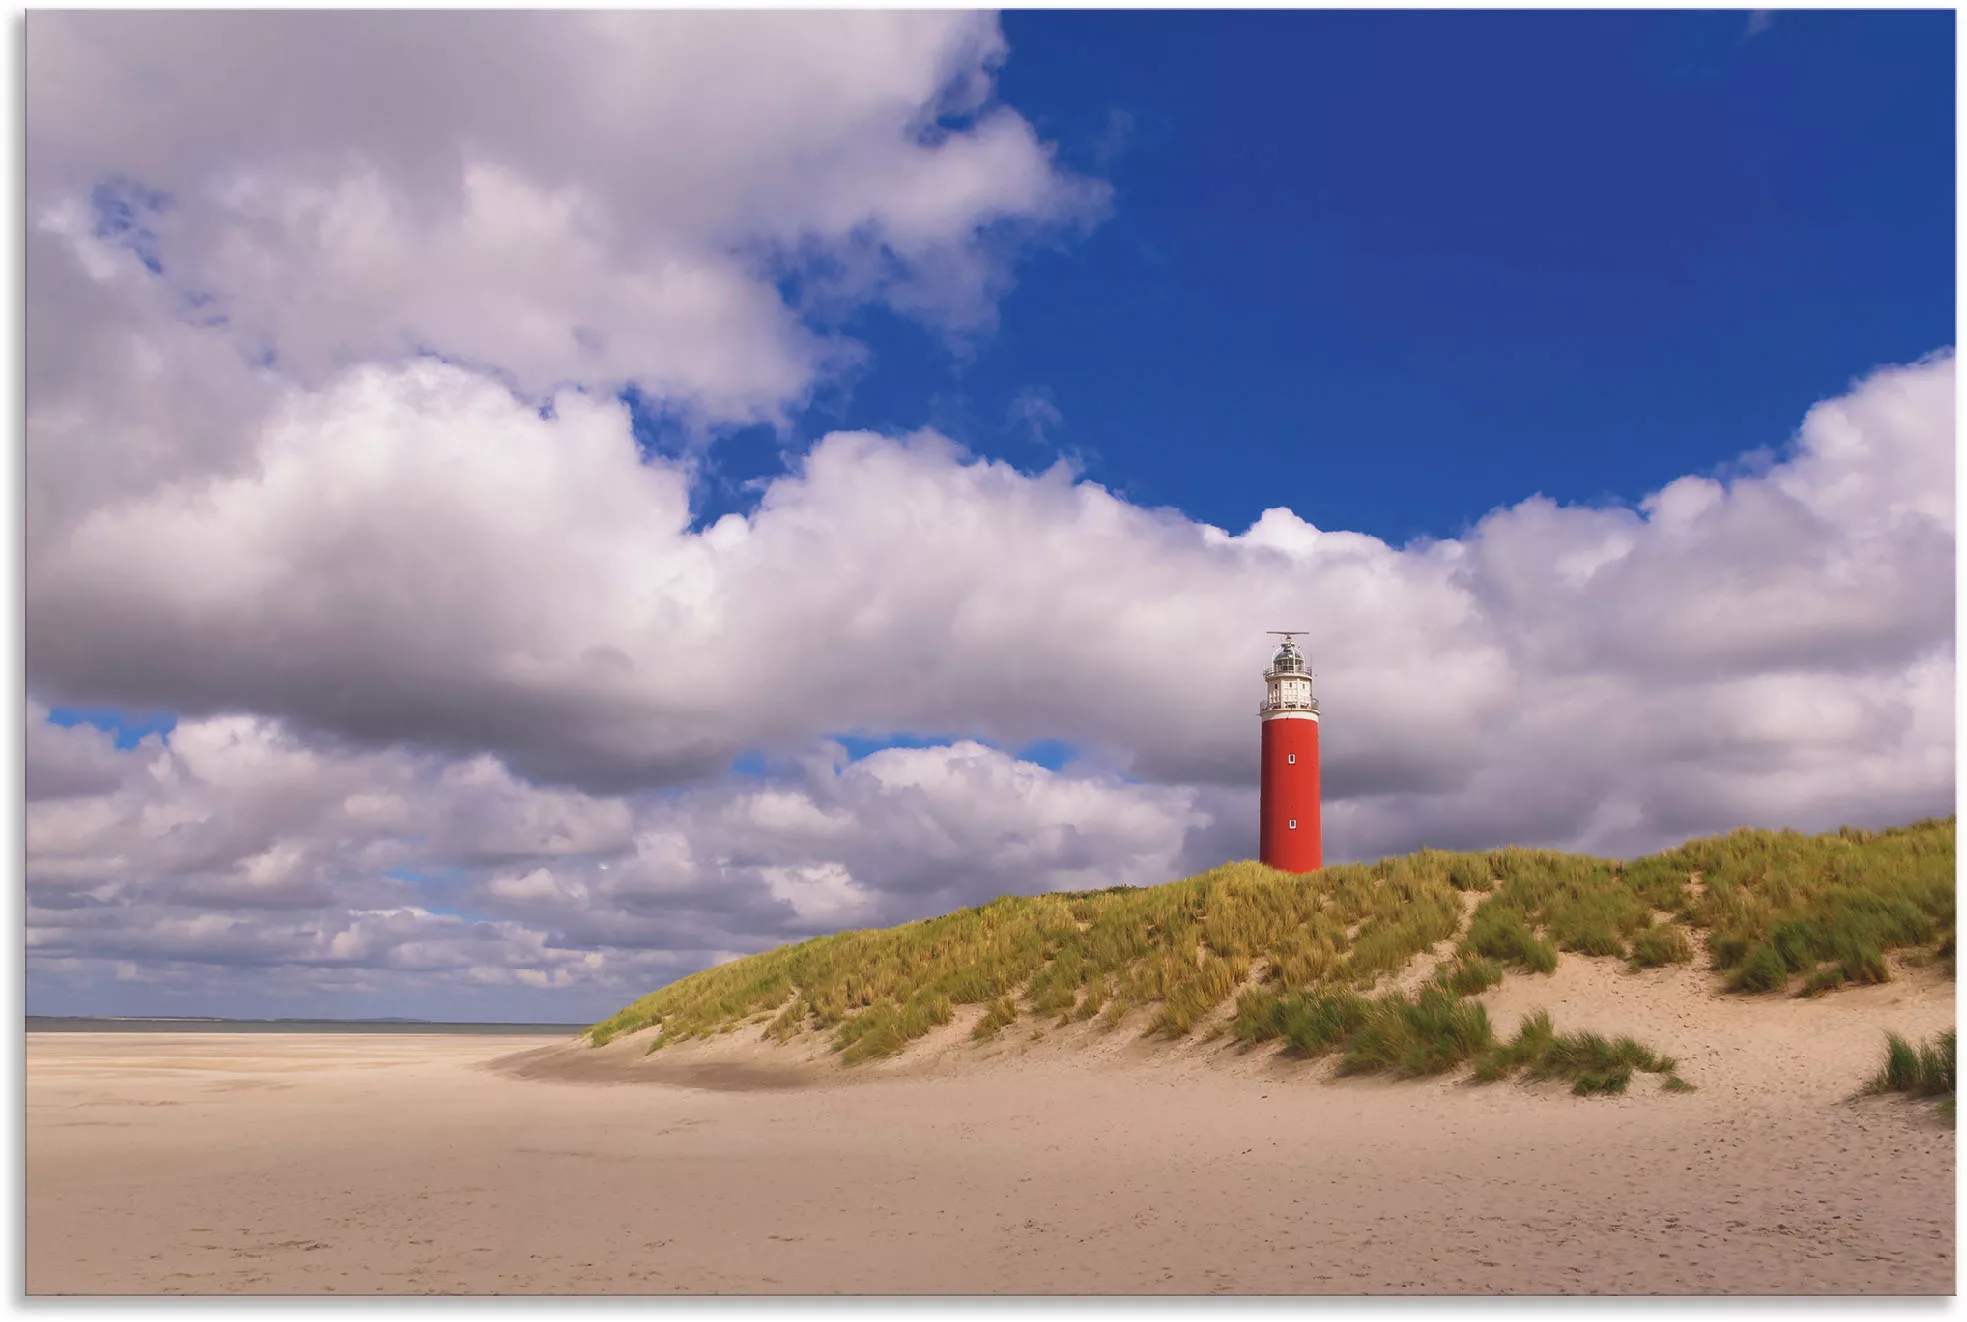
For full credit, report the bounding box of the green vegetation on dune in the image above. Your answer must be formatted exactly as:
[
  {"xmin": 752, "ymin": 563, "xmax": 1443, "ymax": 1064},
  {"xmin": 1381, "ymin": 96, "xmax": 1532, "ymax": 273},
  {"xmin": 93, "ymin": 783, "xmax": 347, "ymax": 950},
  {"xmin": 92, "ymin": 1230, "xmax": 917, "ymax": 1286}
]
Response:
[
  {"xmin": 1862, "ymin": 1029, "xmax": 1956, "ymax": 1123},
  {"xmin": 1473, "ymin": 1009, "xmax": 1688, "ymax": 1095},
  {"xmin": 1628, "ymin": 922, "xmax": 1695, "ymax": 969},
  {"xmin": 1336, "ymin": 986, "xmax": 1495, "ymax": 1079},
  {"xmin": 1438, "ymin": 954, "xmax": 1506, "ymax": 996},
  {"xmin": 1670, "ymin": 820, "xmax": 1953, "ymax": 995},
  {"xmin": 971, "ymin": 997, "xmax": 1018, "ymax": 1041},
  {"xmin": 1231, "ymin": 986, "xmax": 1371, "ymax": 1056},
  {"xmin": 590, "ymin": 852, "xmax": 1473, "ymax": 1052},
  {"xmin": 587, "ymin": 818, "xmax": 1955, "ymax": 1082}
]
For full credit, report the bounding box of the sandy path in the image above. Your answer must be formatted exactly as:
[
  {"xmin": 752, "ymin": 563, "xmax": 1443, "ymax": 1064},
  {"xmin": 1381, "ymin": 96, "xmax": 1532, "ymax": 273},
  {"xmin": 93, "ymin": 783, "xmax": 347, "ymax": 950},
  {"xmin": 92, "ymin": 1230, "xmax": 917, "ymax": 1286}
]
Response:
[{"xmin": 26, "ymin": 966, "xmax": 1956, "ymax": 1295}]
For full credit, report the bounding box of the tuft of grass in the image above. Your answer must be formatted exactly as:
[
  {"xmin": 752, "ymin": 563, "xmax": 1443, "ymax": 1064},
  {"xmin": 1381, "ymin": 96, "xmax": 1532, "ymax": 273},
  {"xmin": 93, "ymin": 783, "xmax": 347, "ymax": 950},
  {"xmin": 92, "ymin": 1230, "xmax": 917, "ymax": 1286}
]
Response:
[
  {"xmin": 1463, "ymin": 905, "xmax": 1558, "ymax": 974},
  {"xmin": 1628, "ymin": 923, "xmax": 1694, "ymax": 970},
  {"xmin": 1437, "ymin": 956, "xmax": 1505, "ymax": 996},
  {"xmin": 1229, "ymin": 988, "xmax": 1284, "ymax": 1044},
  {"xmin": 1730, "ymin": 940, "xmax": 1791, "ymax": 993},
  {"xmin": 1799, "ymin": 965, "xmax": 1846, "ymax": 998},
  {"xmin": 1344, "ymin": 891, "xmax": 1462, "ymax": 987},
  {"xmin": 1232, "ymin": 987, "xmax": 1371, "ymax": 1058},
  {"xmin": 766, "ymin": 998, "xmax": 808, "ymax": 1042},
  {"xmin": 971, "ymin": 997, "xmax": 1019, "ymax": 1042},
  {"xmin": 1472, "ymin": 1007, "xmax": 1557, "ymax": 1083},
  {"xmin": 1337, "ymin": 986, "xmax": 1494, "ymax": 1078},
  {"xmin": 1074, "ymin": 976, "xmax": 1108, "ymax": 1022},
  {"xmin": 1279, "ymin": 989, "xmax": 1372, "ymax": 1057},
  {"xmin": 1149, "ymin": 952, "xmax": 1242, "ymax": 1037},
  {"xmin": 834, "ymin": 990, "xmax": 952, "ymax": 1063},
  {"xmin": 1537, "ymin": 1029, "xmax": 1676, "ymax": 1079},
  {"xmin": 1444, "ymin": 854, "xmax": 1495, "ymax": 892},
  {"xmin": 1836, "ymin": 938, "xmax": 1890, "ymax": 985},
  {"xmin": 1474, "ymin": 1009, "xmax": 1681, "ymax": 1097},
  {"xmin": 1571, "ymin": 1068, "xmax": 1631, "ymax": 1096},
  {"xmin": 1879, "ymin": 1033, "xmax": 1924, "ymax": 1092},
  {"xmin": 1863, "ymin": 1029, "xmax": 1955, "ymax": 1107}
]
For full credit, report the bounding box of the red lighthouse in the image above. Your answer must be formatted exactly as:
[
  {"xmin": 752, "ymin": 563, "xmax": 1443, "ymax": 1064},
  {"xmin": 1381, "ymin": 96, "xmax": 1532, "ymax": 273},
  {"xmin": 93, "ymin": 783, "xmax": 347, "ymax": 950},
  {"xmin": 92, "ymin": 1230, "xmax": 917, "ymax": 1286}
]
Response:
[{"xmin": 1259, "ymin": 631, "xmax": 1322, "ymax": 872}]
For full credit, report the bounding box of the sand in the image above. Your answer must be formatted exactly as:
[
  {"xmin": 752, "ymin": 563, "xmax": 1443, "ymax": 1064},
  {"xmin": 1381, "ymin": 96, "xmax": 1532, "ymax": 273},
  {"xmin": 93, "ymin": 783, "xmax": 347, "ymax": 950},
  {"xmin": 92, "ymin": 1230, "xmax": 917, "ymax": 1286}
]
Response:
[{"xmin": 26, "ymin": 956, "xmax": 1955, "ymax": 1295}]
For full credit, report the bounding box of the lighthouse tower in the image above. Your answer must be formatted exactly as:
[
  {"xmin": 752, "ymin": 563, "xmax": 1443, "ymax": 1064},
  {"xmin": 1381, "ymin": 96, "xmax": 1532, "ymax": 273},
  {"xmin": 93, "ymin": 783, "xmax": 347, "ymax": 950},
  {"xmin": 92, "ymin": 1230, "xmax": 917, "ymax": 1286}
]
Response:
[{"xmin": 1259, "ymin": 632, "xmax": 1322, "ymax": 872}]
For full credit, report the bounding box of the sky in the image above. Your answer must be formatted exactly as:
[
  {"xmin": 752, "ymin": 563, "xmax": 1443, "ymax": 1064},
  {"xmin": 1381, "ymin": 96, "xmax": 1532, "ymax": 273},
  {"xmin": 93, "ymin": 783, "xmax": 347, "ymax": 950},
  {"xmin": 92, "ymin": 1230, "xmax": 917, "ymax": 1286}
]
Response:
[{"xmin": 23, "ymin": 10, "xmax": 1955, "ymax": 1022}]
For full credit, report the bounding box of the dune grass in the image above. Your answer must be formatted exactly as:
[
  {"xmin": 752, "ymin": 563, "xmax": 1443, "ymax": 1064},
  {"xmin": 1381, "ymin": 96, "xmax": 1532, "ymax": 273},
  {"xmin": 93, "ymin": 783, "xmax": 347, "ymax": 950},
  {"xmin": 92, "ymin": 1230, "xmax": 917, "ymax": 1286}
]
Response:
[
  {"xmin": 589, "ymin": 851, "xmax": 1470, "ymax": 1057},
  {"xmin": 971, "ymin": 997, "xmax": 1018, "ymax": 1042},
  {"xmin": 1336, "ymin": 987, "xmax": 1495, "ymax": 1078},
  {"xmin": 1437, "ymin": 955, "xmax": 1506, "ymax": 996},
  {"xmin": 1232, "ymin": 986, "xmax": 1370, "ymax": 1056},
  {"xmin": 1461, "ymin": 902, "xmax": 1560, "ymax": 973},
  {"xmin": 1474, "ymin": 1009, "xmax": 1688, "ymax": 1095},
  {"xmin": 1447, "ymin": 818, "xmax": 1954, "ymax": 994},
  {"xmin": 1677, "ymin": 820, "xmax": 1953, "ymax": 995},
  {"xmin": 1230, "ymin": 989, "xmax": 1672, "ymax": 1097},
  {"xmin": 1628, "ymin": 922, "xmax": 1694, "ymax": 970},
  {"xmin": 832, "ymin": 989, "xmax": 953, "ymax": 1064},
  {"xmin": 585, "ymin": 818, "xmax": 1955, "ymax": 1067},
  {"xmin": 1232, "ymin": 984, "xmax": 1494, "ymax": 1078},
  {"xmin": 1862, "ymin": 1029, "xmax": 1956, "ymax": 1123}
]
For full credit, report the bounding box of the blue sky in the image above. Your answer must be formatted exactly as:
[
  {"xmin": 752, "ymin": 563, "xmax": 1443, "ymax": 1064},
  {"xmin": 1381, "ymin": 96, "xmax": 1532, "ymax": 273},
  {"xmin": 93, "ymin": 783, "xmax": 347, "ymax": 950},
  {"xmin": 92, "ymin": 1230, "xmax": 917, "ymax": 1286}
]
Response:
[
  {"xmin": 696, "ymin": 9, "xmax": 1953, "ymax": 544},
  {"xmin": 26, "ymin": 10, "xmax": 1954, "ymax": 1020}
]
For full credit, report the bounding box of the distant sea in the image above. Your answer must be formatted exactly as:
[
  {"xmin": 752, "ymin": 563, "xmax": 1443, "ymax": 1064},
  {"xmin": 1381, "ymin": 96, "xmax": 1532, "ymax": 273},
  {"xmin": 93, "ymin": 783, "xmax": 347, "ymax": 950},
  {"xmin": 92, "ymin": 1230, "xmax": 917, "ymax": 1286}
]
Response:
[{"xmin": 27, "ymin": 1016, "xmax": 585, "ymax": 1035}]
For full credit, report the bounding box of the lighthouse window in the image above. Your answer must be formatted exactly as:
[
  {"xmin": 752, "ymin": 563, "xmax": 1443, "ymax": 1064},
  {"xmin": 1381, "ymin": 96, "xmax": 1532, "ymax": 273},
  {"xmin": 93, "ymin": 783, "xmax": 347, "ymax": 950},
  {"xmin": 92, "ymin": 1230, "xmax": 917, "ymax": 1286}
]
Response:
[
  {"xmin": 1287, "ymin": 754, "xmax": 1295, "ymax": 764},
  {"xmin": 1289, "ymin": 819, "xmax": 1298, "ymax": 830}
]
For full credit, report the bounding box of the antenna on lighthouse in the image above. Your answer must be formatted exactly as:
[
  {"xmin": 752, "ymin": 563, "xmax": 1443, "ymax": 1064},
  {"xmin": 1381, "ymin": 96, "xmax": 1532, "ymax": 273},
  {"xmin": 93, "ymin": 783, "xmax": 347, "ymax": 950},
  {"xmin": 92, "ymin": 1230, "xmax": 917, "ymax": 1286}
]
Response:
[{"xmin": 1266, "ymin": 630, "xmax": 1310, "ymax": 671}]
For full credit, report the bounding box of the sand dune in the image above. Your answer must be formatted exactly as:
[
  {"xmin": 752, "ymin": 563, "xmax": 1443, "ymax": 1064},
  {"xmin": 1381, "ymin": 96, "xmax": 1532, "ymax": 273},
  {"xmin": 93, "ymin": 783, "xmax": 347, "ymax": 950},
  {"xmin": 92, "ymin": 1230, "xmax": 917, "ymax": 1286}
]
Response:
[{"xmin": 26, "ymin": 960, "xmax": 1955, "ymax": 1294}]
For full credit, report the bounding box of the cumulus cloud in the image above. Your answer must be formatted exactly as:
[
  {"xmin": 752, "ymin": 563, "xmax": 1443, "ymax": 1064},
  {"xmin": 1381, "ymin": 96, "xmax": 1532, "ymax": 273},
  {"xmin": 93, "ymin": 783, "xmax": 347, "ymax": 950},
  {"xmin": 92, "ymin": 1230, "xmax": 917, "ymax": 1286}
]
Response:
[
  {"xmin": 27, "ymin": 713, "xmax": 1199, "ymax": 1017},
  {"xmin": 32, "ymin": 353, "xmax": 1953, "ymax": 812},
  {"xmin": 27, "ymin": 11, "xmax": 1104, "ymax": 418}
]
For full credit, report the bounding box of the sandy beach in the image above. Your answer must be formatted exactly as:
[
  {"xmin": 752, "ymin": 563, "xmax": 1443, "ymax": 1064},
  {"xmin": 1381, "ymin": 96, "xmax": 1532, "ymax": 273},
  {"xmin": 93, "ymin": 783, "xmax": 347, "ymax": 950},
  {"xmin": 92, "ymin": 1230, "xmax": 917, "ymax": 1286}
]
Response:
[{"xmin": 27, "ymin": 955, "xmax": 1955, "ymax": 1295}]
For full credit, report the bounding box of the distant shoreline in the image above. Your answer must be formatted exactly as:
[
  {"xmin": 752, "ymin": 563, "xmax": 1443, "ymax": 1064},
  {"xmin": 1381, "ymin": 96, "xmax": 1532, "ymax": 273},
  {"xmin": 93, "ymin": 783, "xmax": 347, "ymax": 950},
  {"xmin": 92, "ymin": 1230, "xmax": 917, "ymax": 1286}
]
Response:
[{"xmin": 26, "ymin": 1016, "xmax": 586, "ymax": 1035}]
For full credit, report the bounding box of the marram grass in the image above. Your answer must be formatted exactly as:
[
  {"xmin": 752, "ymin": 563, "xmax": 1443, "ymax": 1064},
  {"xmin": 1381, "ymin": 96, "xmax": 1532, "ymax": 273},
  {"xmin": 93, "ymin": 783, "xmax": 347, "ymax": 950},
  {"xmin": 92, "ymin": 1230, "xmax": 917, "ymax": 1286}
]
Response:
[
  {"xmin": 1862, "ymin": 1029, "xmax": 1956, "ymax": 1123},
  {"xmin": 586, "ymin": 817, "xmax": 1954, "ymax": 1078},
  {"xmin": 1473, "ymin": 1008, "xmax": 1689, "ymax": 1095},
  {"xmin": 1628, "ymin": 922, "xmax": 1695, "ymax": 970},
  {"xmin": 589, "ymin": 850, "xmax": 1474, "ymax": 1053}
]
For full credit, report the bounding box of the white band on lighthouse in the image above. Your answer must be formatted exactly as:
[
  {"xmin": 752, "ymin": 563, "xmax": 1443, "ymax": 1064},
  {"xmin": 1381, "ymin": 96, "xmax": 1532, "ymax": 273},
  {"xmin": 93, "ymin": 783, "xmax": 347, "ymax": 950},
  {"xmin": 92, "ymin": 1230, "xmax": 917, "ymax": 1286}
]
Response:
[{"xmin": 1260, "ymin": 710, "xmax": 1319, "ymax": 722}]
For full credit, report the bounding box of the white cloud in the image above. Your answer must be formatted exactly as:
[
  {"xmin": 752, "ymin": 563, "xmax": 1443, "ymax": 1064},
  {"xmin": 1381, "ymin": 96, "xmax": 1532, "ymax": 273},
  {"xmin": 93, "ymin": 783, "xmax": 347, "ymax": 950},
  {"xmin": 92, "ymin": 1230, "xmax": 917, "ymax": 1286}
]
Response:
[
  {"xmin": 32, "ymin": 351, "xmax": 1956, "ymax": 832},
  {"xmin": 27, "ymin": 11, "xmax": 1104, "ymax": 418},
  {"xmin": 27, "ymin": 717, "xmax": 1203, "ymax": 1016},
  {"xmin": 761, "ymin": 863, "xmax": 875, "ymax": 926},
  {"xmin": 35, "ymin": 353, "xmax": 1951, "ymax": 843}
]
